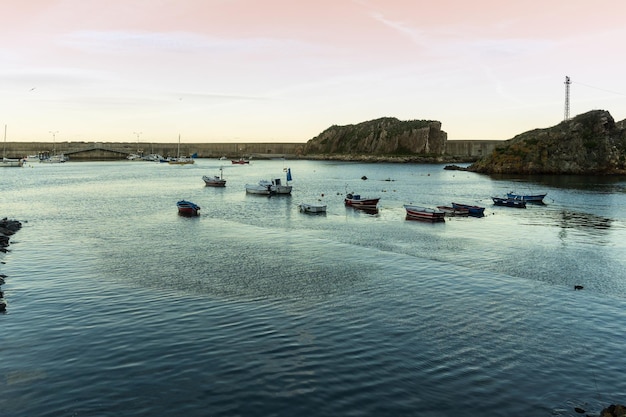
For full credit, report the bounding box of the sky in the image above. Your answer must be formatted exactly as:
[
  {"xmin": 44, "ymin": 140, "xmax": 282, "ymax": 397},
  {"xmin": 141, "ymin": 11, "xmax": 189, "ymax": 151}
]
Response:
[{"xmin": 2, "ymin": 0, "xmax": 626, "ymax": 144}]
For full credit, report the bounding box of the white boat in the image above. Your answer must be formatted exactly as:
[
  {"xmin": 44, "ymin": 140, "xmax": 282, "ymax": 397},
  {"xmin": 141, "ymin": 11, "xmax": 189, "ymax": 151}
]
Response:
[
  {"xmin": 168, "ymin": 156, "xmax": 194, "ymax": 165},
  {"xmin": 1, "ymin": 125, "xmax": 24, "ymax": 168},
  {"xmin": 40, "ymin": 154, "xmax": 68, "ymax": 163},
  {"xmin": 245, "ymin": 180, "xmax": 273, "ymax": 195},
  {"xmin": 23, "ymin": 154, "xmax": 41, "ymax": 163},
  {"xmin": 269, "ymin": 177, "xmax": 292, "ymax": 194},
  {"xmin": 245, "ymin": 168, "xmax": 293, "ymax": 195},
  {"xmin": 299, "ymin": 202, "xmax": 327, "ymax": 213},
  {"xmin": 203, "ymin": 167, "xmax": 226, "ymax": 187},
  {"xmin": 143, "ymin": 154, "xmax": 164, "ymax": 162},
  {"xmin": 1, "ymin": 157, "xmax": 23, "ymax": 167}
]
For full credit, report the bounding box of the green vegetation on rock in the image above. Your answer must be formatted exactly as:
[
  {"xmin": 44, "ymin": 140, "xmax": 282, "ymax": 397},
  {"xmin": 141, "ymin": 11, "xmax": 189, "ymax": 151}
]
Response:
[{"xmin": 468, "ymin": 110, "xmax": 626, "ymax": 175}]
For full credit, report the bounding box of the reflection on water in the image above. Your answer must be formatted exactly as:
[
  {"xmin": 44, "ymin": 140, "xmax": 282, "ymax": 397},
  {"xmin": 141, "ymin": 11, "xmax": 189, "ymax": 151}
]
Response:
[
  {"xmin": 558, "ymin": 209, "xmax": 612, "ymax": 230},
  {"xmin": 493, "ymin": 173, "xmax": 626, "ymax": 193},
  {"xmin": 522, "ymin": 206, "xmax": 614, "ymax": 244}
]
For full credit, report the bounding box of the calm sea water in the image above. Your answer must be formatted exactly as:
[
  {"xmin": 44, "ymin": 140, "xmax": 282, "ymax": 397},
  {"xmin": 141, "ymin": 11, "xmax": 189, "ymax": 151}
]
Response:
[{"xmin": 1, "ymin": 159, "xmax": 626, "ymax": 417}]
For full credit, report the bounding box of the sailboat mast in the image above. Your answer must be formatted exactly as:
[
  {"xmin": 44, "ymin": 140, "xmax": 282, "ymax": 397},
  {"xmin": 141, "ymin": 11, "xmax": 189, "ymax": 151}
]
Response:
[{"xmin": 3, "ymin": 124, "xmax": 6, "ymax": 158}]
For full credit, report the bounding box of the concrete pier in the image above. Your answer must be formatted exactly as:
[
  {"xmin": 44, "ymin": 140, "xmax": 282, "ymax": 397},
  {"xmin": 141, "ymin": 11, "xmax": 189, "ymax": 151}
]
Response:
[{"xmin": 3, "ymin": 140, "xmax": 502, "ymax": 161}]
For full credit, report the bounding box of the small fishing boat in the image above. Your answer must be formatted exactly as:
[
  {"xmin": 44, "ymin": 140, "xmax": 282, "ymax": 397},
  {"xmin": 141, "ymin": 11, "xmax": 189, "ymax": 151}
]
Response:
[
  {"xmin": 404, "ymin": 205, "xmax": 446, "ymax": 222},
  {"xmin": 245, "ymin": 181, "xmax": 273, "ymax": 195},
  {"xmin": 436, "ymin": 205, "xmax": 469, "ymax": 216},
  {"xmin": 506, "ymin": 192, "xmax": 547, "ymax": 203},
  {"xmin": 177, "ymin": 200, "xmax": 201, "ymax": 216},
  {"xmin": 451, "ymin": 202, "xmax": 485, "ymax": 217},
  {"xmin": 231, "ymin": 158, "xmax": 249, "ymax": 164},
  {"xmin": 344, "ymin": 193, "xmax": 380, "ymax": 210},
  {"xmin": 246, "ymin": 169, "xmax": 293, "ymax": 195},
  {"xmin": 202, "ymin": 167, "xmax": 226, "ymax": 187},
  {"xmin": 492, "ymin": 197, "xmax": 526, "ymax": 208},
  {"xmin": 299, "ymin": 202, "xmax": 327, "ymax": 214}
]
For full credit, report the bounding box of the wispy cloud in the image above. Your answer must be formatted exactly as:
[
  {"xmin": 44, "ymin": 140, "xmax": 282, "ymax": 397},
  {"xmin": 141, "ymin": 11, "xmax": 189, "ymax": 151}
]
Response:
[{"xmin": 60, "ymin": 30, "xmax": 317, "ymax": 55}]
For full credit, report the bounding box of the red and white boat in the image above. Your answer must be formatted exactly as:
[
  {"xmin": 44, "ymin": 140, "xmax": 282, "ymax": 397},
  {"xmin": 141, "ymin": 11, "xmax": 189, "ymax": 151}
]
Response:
[
  {"xmin": 231, "ymin": 158, "xmax": 249, "ymax": 164},
  {"xmin": 404, "ymin": 205, "xmax": 445, "ymax": 222},
  {"xmin": 344, "ymin": 193, "xmax": 380, "ymax": 210}
]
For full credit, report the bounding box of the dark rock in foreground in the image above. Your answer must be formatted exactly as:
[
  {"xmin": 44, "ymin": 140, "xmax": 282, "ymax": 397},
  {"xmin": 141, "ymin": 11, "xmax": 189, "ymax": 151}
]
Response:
[
  {"xmin": 601, "ymin": 404, "xmax": 626, "ymax": 417},
  {"xmin": 0, "ymin": 218, "xmax": 22, "ymax": 251}
]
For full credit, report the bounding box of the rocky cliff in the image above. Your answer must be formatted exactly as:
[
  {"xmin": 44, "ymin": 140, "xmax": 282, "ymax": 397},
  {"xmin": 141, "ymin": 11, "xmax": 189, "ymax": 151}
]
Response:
[
  {"xmin": 302, "ymin": 117, "xmax": 447, "ymax": 158},
  {"xmin": 468, "ymin": 110, "xmax": 626, "ymax": 175}
]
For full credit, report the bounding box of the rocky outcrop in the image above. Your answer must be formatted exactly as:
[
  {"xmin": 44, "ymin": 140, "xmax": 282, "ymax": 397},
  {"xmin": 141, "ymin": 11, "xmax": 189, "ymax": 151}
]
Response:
[
  {"xmin": 302, "ymin": 117, "xmax": 447, "ymax": 158},
  {"xmin": 1, "ymin": 218, "xmax": 22, "ymax": 312},
  {"xmin": 468, "ymin": 110, "xmax": 626, "ymax": 175}
]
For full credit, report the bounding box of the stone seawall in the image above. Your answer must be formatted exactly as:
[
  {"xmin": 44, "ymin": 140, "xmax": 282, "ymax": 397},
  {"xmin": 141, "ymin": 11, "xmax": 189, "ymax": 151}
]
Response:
[{"xmin": 2, "ymin": 140, "xmax": 502, "ymax": 160}]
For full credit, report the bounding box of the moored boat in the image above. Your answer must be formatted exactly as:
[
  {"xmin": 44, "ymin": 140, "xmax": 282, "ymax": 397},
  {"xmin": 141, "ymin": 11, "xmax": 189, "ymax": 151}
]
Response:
[
  {"xmin": 246, "ymin": 169, "xmax": 293, "ymax": 195},
  {"xmin": 436, "ymin": 205, "xmax": 469, "ymax": 216},
  {"xmin": 404, "ymin": 205, "xmax": 446, "ymax": 222},
  {"xmin": 506, "ymin": 192, "xmax": 547, "ymax": 203},
  {"xmin": 232, "ymin": 158, "xmax": 249, "ymax": 164},
  {"xmin": 168, "ymin": 156, "xmax": 194, "ymax": 165},
  {"xmin": 492, "ymin": 197, "xmax": 527, "ymax": 208},
  {"xmin": 299, "ymin": 202, "xmax": 327, "ymax": 214},
  {"xmin": 177, "ymin": 200, "xmax": 201, "ymax": 216},
  {"xmin": 245, "ymin": 181, "xmax": 273, "ymax": 195},
  {"xmin": 1, "ymin": 157, "xmax": 23, "ymax": 167},
  {"xmin": 202, "ymin": 168, "xmax": 226, "ymax": 187},
  {"xmin": 40, "ymin": 154, "xmax": 68, "ymax": 163},
  {"xmin": 344, "ymin": 193, "xmax": 380, "ymax": 210},
  {"xmin": 451, "ymin": 202, "xmax": 485, "ymax": 217}
]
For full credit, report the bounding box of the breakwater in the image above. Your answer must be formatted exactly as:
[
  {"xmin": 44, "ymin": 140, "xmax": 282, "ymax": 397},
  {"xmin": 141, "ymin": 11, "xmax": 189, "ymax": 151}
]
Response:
[{"xmin": 2, "ymin": 140, "xmax": 502, "ymax": 160}]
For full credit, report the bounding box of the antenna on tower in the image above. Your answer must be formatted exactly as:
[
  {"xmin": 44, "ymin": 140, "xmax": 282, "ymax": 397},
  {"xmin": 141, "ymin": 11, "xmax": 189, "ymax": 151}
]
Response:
[{"xmin": 564, "ymin": 76, "xmax": 571, "ymax": 121}]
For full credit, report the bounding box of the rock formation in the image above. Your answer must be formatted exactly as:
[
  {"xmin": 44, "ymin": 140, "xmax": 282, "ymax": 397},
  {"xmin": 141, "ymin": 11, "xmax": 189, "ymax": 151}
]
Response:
[
  {"xmin": 302, "ymin": 117, "xmax": 447, "ymax": 159},
  {"xmin": 468, "ymin": 110, "xmax": 626, "ymax": 175}
]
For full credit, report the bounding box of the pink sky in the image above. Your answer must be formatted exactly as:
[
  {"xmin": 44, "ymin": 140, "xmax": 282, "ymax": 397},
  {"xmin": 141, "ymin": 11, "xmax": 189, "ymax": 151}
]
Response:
[{"xmin": 2, "ymin": 0, "xmax": 625, "ymax": 143}]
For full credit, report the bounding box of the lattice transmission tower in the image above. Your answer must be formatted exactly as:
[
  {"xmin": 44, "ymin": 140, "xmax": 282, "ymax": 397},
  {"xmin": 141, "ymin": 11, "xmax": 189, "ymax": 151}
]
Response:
[{"xmin": 564, "ymin": 76, "xmax": 571, "ymax": 120}]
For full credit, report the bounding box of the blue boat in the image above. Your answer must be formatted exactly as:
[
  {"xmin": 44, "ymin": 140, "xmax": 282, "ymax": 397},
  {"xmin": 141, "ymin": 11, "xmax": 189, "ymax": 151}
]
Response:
[
  {"xmin": 177, "ymin": 200, "xmax": 201, "ymax": 216},
  {"xmin": 451, "ymin": 202, "xmax": 485, "ymax": 217},
  {"xmin": 506, "ymin": 192, "xmax": 547, "ymax": 203},
  {"xmin": 492, "ymin": 197, "xmax": 526, "ymax": 208}
]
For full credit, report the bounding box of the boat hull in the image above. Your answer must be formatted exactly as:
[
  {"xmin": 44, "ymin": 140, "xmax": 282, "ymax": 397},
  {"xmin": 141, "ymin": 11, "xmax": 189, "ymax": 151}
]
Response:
[
  {"xmin": 451, "ymin": 202, "xmax": 485, "ymax": 217},
  {"xmin": 436, "ymin": 206, "xmax": 469, "ymax": 216},
  {"xmin": 176, "ymin": 200, "xmax": 201, "ymax": 216},
  {"xmin": 404, "ymin": 205, "xmax": 445, "ymax": 222},
  {"xmin": 245, "ymin": 184, "xmax": 272, "ymax": 195},
  {"xmin": 203, "ymin": 176, "xmax": 226, "ymax": 187},
  {"xmin": 344, "ymin": 194, "xmax": 380, "ymax": 209},
  {"xmin": 299, "ymin": 203, "xmax": 327, "ymax": 213},
  {"xmin": 1, "ymin": 158, "xmax": 23, "ymax": 167},
  {"xmin": 168, "ymin": 159, "xmax": 194, "ymax": 165},
  {"xmin": 506, "ymin": 193, "xmax": 547, "ymax": 203},
  {"xmin": 492, "ymin": 197, "xmax": 526, "ymax": 208}
]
